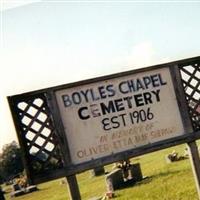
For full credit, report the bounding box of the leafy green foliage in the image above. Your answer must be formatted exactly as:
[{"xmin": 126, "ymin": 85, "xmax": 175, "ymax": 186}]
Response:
[{"xmin": 0, "ymin": 141, "xmax": 24, "ymax": 181}]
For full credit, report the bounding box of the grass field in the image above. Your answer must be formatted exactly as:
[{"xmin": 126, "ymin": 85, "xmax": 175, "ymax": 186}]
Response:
[{"xmin": 2, "ymin": 143, "xmax": 199, "ymax": 200}]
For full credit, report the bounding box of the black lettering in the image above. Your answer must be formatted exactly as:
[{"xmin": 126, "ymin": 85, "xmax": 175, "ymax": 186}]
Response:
[
  {"xmin": 143, "ymin": 76, "xmax": 152, "ymax": 89},
  {"xmin": 80, "ymin": 89, "xmax": 90, "ymax": 103},
  {"xmin": 62, "ymin": 94, "xmax": 72, "ymax": 107},
  {"xmin": 100, "ymin": 101, "xmax": 115, "ymax": 115},
  {"xmin": 139, "ymin": 109, "xmax": 146, "ymax": 121},
  {"xmin": 119, "ymin": 81, "xmax": 129, "ymax": 94},
  {"xmin": 107, "ymin": 84, "xmax": 116, "ymax": 97},
  {"xmin": 123, "ymin": 96, "xmax": 133, "ymax": 109},
  {"xmin": 158, "ymin": 73, "xmax": 167, "ymax": 86},
  {"xmin": 114, "ymin": 99, "xmax": 125, "ymax": 112},
  {"xmin": 102, "ymin": 118, "xmax": 111, "ymax": 131},
  {"xmin": 130, "ymin": 112, "xmax": 134, "ymax": 124},
  {"xmin": 111, "ymin": 116, "xmax": 120, "ymax": 129},
  {"xmin": 98, "ymin": 86, "xmax": 107, "ymax": 99},
  {"xmin": 78, "ymin": 107, "xmax": 90, "ymax": 120},
  {"xmin": 136, "ymin": 79, "xmax": 145, "ymax": 91},
  {"xmin": 119, "ymin": 113, "xmax": 126, "ymax": 126},
  {"xmin": 143, "ymin": 92, "xmax": 153, "ymax": 104},
  {"xmin": 72, "ymin": 92, "xmax": 82, "ymax": 105},
  {"xmin": 90, "ymin": 88, "xmax": 100, "ymax": 101},
  {"xmin": 152, "ymin": 89, "xmax": 160, "ymax": 102},
  {"xmin": 151, "ymin": 74, "xmax": 160, "ymax": 87},
  {"xmin": 127, "ymin": 80, "xmax": 135, "ymax": 92},
  {"xmin": 134, "ymin": 94, "xmax": 144, "ymax": 107}
]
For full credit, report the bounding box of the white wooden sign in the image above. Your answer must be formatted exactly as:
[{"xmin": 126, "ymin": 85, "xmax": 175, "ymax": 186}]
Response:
[{"xmin": 55, "ymin": 67, "xmax": 184, "ymax": 164}]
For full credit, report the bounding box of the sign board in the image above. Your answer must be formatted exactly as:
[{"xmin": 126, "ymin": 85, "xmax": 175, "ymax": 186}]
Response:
[
  {"xmin": 55, "ymin": 67, "xmax": 184, "ymax": 165},
  {"xmin": 8, "ymin": 56, "xmax": 200, "ymax": 200},
  {"xmin": 8, "ymin": 56, "xmax": 200, "ymax": 183}
]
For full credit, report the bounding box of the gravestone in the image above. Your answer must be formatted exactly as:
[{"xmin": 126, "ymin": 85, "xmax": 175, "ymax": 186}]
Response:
[
  {"xmin": 26, "ymin": 185, "xmax": 38, "ymax": 193},
  {"xmin": 11, "ymin": 184, "xmax": 24, "ymax": 197},
  {"xmin": 10, "ymin": 184, "xmax": 38, "ymax": 197},
  {"xmin": 10, "ymin": 190, "xmax": 25, "ymax": 197},
  {"xmin": 105, "ymin": 163, "xmax": 143, "ymax": 191},
  {"xmin": 91, "ymin": 166, "xmax": 105, "ymax": 177},
  {"xmin": 128, "ymin": 163, "xmax": 143, "ymax": 182},
  {"xmin": 165, "ymin": 150, "xmax": 188, "ymax": 163},
  {"xmin": 12, "ymin": 183, "xmax": 21, "ymax": 191},
  {"xmin": 105, "ymin": 168, "xmax": 124, "ymax": 190}
]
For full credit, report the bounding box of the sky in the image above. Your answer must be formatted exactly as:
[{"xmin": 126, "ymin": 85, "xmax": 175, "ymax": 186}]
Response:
[{"xmin": 1, "ymin": 0, "xmax": 200, "ymax": 151}]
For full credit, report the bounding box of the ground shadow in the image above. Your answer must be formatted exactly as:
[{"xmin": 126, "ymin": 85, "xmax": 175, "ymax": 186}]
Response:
[{"xmin": 117, "ymin": 168, "xmax": 186, "ymax": 190}]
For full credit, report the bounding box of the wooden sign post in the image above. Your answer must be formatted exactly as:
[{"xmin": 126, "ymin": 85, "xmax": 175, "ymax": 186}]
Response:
[
  {"xmin": 66, "ymin": 175, "xmax": 81, "ymax": 200},
  {"xmin": 188, "ymin": 142, "xmax": 200, "ymax": 199}
]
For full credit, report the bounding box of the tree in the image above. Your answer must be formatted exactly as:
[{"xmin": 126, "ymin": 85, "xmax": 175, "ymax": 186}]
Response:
[
  {"xmin": 0, "ymin": 165, "xmax": 4, "ymax": 184},
  {"xmin": 0, "ymin": 141, "xmax": 24, "ymax": 181}
]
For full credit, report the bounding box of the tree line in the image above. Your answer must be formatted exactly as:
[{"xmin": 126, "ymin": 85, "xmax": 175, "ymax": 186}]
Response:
[{"xmin": 0, "ymin": 141, "xmax": 24, "ymax": 184}]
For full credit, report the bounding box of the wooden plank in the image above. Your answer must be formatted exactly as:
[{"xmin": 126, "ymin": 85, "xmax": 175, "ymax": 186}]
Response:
[
  {"xmin": 33, "ymin": 168, "xmax": 68, "ymax": 185},
  {"xmin": 66, "ymin": 176, "xmax": 81, "ymax": 200},
  {"xmin": 179, "ymin": 65, "xmax": 200, "ymax": 131},
  {"xmin": 7, "ymin": 96, "xmax": 34, "ymax": 185},
  {"xmin": 45, "ymin": 92, "xmax": 72, "ymax": 168},
  {"xmin": 187, "ymin": 141, "xmax": 200, "ymax": 199},
  {"xmin": 169, "ymin": 66, "xmax": 193, "ymax": 133},
  {"xmin": 47, "ymin": 92, "xmax": 81, "ymax": 200},
  {"xmin": 171, "ymin": 66, "xmax": 200, "ymax": 200}
]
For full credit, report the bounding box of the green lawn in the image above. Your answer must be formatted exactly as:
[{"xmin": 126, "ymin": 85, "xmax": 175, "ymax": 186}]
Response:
[{"xmin": 3, "ymin": 144, "xmax": 199, "ymax": 200}]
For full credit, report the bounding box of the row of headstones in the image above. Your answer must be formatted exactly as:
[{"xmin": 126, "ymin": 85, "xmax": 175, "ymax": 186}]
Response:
[
  {"xmin": 91, "ymin": 163, "xmax": 143, "ymax": 198},
  {"xmin": 10, "ymin": 164, "xmax": 142, "ymax": 198}
]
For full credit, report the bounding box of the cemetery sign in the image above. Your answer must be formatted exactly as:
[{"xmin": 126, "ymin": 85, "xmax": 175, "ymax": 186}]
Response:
[
  {"xmin": 55, "ymin": 67, "xmax": 184, "ymax": 165},
  {"xmin": 8, "ymin": 56, "xmax": 200, "ymax": 185}
]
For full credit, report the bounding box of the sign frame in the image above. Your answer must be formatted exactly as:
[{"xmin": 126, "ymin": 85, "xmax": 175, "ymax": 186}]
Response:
[{"xmin": 7, "ymin": 56, "xmax": 200, "ymax": 184}]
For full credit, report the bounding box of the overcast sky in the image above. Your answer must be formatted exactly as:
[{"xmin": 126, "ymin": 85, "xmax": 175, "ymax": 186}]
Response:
[{"xmin": 1, "ymin": 0, "xmax": 200, "ymax": 151}]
